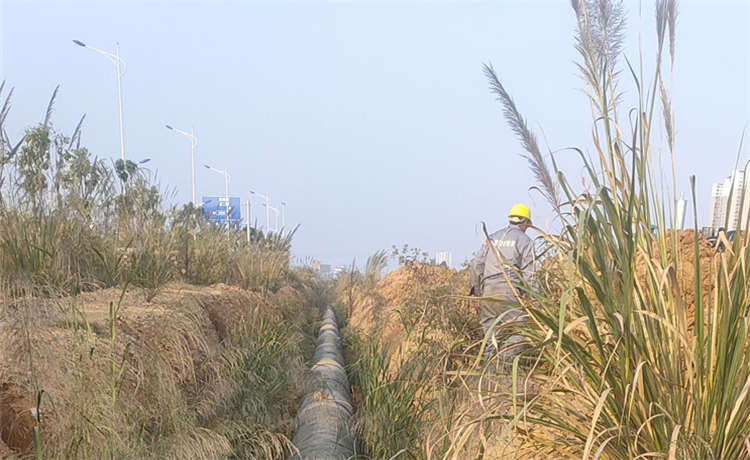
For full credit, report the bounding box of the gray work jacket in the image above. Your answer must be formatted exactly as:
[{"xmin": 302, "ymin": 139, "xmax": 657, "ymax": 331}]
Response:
[{"xmin": 469, "ymin": 224, "xmax": 534, "ymax": 298}]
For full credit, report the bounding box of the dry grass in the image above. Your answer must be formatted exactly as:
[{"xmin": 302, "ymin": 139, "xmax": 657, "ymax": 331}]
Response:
[
  {"xmin": 339, "ymin": 4, "xmax": 733, "ymax": 456},
  {"xmin": 345, "ymin": 1, "xmax": 750, "ymax": 458},
  {"xmin": 340, "ymin": 262, "xmax": 514, "ymax": 458},
  {"xmin": 0, "ymin": 80, "xmax": 323, "ymax": 458},
  {"xmin": 340, "ymin": 231, "xmax": 720, "ymax": 458},
  {"xmin": 0, "ymin": 282, "xmax": 319, "ymax": 459}
]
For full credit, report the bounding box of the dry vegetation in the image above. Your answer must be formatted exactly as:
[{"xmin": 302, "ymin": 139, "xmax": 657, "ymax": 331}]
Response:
[
  {"xmin": 5, "ymin": 0, "xmax": 749, "ymax": 458},
  {"xmin": 1, "ymin": 282, "xmax": 321, "ymax": 459},
  {"xmin": 338, "ymin": 259, "xmax": 546, "ymax": 458},
  {"xmin": 339, "ymin": 1, "xmax": 750, "ymax": 458},
  {"xmin": 0, "ymin": 82, "xmax": 327, "ymax": 458},
  {"xmin": 339, "ymin": 233, "xmax": 719, "ymax": 458}
]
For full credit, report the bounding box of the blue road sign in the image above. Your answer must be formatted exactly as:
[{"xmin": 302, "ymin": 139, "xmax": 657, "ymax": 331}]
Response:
[{"xmin": 202, "ymin": 196, "xmax": 242, "ymax": 228}]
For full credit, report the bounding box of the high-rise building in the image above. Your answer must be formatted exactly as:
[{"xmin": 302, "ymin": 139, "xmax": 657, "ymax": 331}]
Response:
[
  {"xmin": 435, "ymin": 251, "xmax": 452, "ymax": 268},
  {"xmin": 708, "ymin": 170, "xmax": 750, "ymax": 232},
  {"xmin": 310, "ymin": 259, "xmax": 321, "ymax": 273}
]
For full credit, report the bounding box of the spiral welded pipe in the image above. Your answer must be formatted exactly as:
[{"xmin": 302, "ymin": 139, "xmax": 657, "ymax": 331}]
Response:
[{"xmin": 289, "ymin": 307, "xmax": 356, "ymax": 459}]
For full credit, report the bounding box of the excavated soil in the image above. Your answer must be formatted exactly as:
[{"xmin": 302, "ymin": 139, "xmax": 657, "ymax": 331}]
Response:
[
  {"xmin": 0, "ymin": 382, "xmax": 35, "ymax": 452},
  {"xmin": 668, "ymin": 230, "xmax": 715, "ymax": 308},
  {"xmin": 347, "ymin": 262, "xmax": 474, "ymax": 362},
  {"xmin": 349, "ymin": 231, "xmax": 718, "ymax": 358},
  {"xmin": 344, "ymin": 263, "xmax": 543, "ymax": 457},
  {"xmin": 344, "ymin": 232, "xmax": 720, "ymax": 458},
  {"xmin": 347, "ymin": 234, "xmax": 718, "ymax": 349},
  {"xmin": 0, "ymin": 282, "xmax": 305, "ymax": 458},
  {"xmin": 635, "ymin": 230, "xmax": 717, "ymax": 329},
  {"xmin": 0, "ymin": 440, "xmax": 13, "ymax": 458}
]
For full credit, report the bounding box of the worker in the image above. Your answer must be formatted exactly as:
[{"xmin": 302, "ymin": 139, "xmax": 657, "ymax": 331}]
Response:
[{"xmin": 470, "ymin": 203, "xmax": 535, "ymax": 363}]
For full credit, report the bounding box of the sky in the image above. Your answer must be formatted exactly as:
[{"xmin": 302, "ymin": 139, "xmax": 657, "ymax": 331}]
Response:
[{"xmin": 1, "ymin": 0, "xmax": 749, "ymax": 267}]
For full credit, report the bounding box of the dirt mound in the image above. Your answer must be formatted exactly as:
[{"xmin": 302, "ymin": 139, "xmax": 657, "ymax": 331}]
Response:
[
  {"xmin": 348, "ymin": 263, "xmax": 474, "ymax": 362},
  {"xmin": 0, "ymin": 382, "xmax": 34, "ymax": 452},
  {"xmin": 669, "ymin": 230, "xmax": 715, "ymax": 307},
  {"xmin": 0, "ymin": 282, "xmax": 311, "ymax": 458},
  {"xmin": 0, "ymin": 440, "xmax": 12, "ymax": 458},
  {"xmin": 634, "ymin": 230, "xmax": 716, "ymax": 328}
]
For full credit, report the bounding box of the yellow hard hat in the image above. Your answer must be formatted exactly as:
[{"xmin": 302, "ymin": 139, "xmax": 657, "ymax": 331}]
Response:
[{"xmin": 508, "ymin": 203, "xmax": 531, "ymax": 223}]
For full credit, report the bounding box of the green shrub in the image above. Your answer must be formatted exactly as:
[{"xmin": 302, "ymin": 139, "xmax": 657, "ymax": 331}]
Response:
[{"xmin": 348, "ymin": 335, "xmax": 435, "ymax": 459}]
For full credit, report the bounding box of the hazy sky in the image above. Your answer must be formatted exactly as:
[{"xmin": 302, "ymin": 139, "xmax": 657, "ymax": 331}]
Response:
[{"xmin": 2, "ymin": 0, "xmax": 749, "ymax": 267}]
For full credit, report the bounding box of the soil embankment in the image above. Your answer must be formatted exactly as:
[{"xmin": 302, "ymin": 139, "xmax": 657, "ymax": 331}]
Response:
[
  {"xmin": 346, "ymin": 262, "xmax": 473, "ymax": 363},
  {"xmin": 340, "ymin": 232, "xmax": 721, "ymax": 458},
  {"xmin": 339, "ymin": 263, "xmax": 486, "ymax": 457},
  {"xmin": 0, "ymin": 282, "xmax": 318, "ymax": 458}
]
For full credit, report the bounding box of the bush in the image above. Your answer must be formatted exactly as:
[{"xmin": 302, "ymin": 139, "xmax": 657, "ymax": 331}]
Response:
[{"xmin": 348, "ymin": 334, "xmax": 435, "ymax": 459}]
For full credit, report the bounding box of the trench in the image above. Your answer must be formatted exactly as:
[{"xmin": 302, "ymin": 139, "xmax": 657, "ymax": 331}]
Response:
[{"xmin": 289, "ymin": 306, "xmax": 356, "ymax": 459}]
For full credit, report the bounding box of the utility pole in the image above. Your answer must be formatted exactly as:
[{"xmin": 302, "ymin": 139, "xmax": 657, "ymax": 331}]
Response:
[
  {"xmin": 204, "ymin": 165, "xmax": 230, "ymax": 227},
  {"xmin": 250, "ymin": 190, "xmax": 271, "ymax": 232},
  {"xmin": 245, "ymin": 200, "xmax": 251, "ymax": 242},
  {"xmin": 265, "ymin": 203, "xmax": 280, "ymax": 233},
  {"xmin": 73, "ymin": 40, "xmax": 126, "ymax": 162},
  {"xmin": 166, "ymin": 125, "xmax": 197, "ymax": 204}
]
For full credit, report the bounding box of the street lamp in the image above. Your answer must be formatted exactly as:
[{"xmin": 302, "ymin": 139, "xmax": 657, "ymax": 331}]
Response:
[
  {"xmin": 250, "ymin": 190, "xmax": 270, "ymax": 232},
  {"xmin": 280, "ymin": 201, "xmax": 287, "ymax": 229},
  {"xmin": 204, "ymin": 164, "xmax": 230, "ymax": 227},
  {"xmin": 73, "ymin": 40, "xmax": 126, "ymax": 162},
  {"xmin": 165, "ymin": 125, "xmax": 197, "ymax": 205},
  {"xmin": 244, "ymin": 200, "xmax": 251, "ymax": 242},
  {"xmin": 263, "ymin": 203, "xmax": 280, "ymax": 233}
]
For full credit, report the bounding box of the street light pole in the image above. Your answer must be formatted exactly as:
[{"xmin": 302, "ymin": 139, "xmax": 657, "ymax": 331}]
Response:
[
  {"xmin": 204, "ymin": 165, "xmax": 230, "ymax": 227},
  {"xmin": 190, "ymin": 127, "xmax": 196, "ymax": 204},
  {"xmin": 281, "ymin": 201, "xmax": 286, "ymax": 229},
  {"xmin": 250, "ymin": 190, "xmax": 271, "ymax": 232},
  {"xmin": 73, "ymin": 40, "xmax": 126, "ymax": 162},
  {"xmin": 245, "ymin": 200, "xmax": 251, "ymax": 242},
  {"xmin": 264, "ymin": 203, "xmax": 280, "ymax": 233},
  {"xmin": 166, "ymin": 125, "xmax": 197, "ymax": 204},
  {"xmin": 115, "ymin": 43, "xmax": 125, "ymax": 163}
]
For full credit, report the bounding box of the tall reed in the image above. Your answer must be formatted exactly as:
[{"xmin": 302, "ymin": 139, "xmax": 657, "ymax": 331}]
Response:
[{"xmin": 482, "ymin": 0, "xmax": 750, "ymax": 457}]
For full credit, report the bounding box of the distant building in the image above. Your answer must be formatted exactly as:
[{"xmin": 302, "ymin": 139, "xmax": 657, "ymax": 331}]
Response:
[
  {"xmin": 435, "ymin": 251, "xmax": 452, "ymax": 268},
  {"xmin": 708, "ymin": 170, "xmax": 750, "ymax": 232},
  {"xmin": 310, "ymin": 259, "xmax": 321, "ymax": 273},
  {"xmin": 320, "ymin": 264, "xmax": 332, "ymax": 277},
  {"xmin": 332, "ymin": 265, "xmax": 348, "ymax": 277}
]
